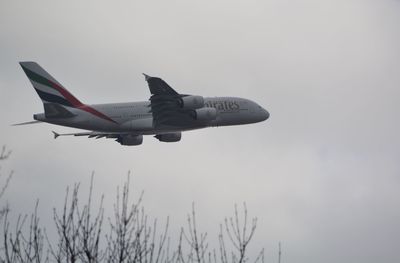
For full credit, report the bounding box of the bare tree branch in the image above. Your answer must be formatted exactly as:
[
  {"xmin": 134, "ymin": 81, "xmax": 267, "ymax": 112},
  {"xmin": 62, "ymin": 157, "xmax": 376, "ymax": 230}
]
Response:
[
  {"xmin": 1, "ymin": 167, "xmax": 266, "ymax": 263},
  {"xmin": 105, "ymin": 173, "xmax": 170, "ymax": 263},
  {"xmin": 1, "ymin": 200, "xmax": 46, "ymax": 263},
  {"xmin": 0, "ymin": 146, "xmax": 13, "ymax": 220},
  {"xmin": 221, "ymin": 203, "xmax": 258, "ymax": 263}
]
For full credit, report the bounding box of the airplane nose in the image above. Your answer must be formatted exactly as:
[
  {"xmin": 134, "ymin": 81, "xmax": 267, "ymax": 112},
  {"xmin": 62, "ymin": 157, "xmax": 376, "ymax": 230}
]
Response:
[
  {"xmin": 261, "ymin": 108, "xmax": 269, "ymax": 121},
  {"xmin": 254, "ymin": 102, "xmax": 269, "ymax": 122},
  {"xmin": 263, "ymin": 109, "xmax": 270, "ymax": 120},
  {"xmin": 256, "ymin": 105, "xmax": 269, "ymax": 121}
]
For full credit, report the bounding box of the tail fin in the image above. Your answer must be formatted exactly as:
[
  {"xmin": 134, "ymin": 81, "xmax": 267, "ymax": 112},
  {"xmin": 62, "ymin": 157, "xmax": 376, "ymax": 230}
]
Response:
[{"xmin": 19, "ymin": 62, "xmax": 83, "ymax": 108}]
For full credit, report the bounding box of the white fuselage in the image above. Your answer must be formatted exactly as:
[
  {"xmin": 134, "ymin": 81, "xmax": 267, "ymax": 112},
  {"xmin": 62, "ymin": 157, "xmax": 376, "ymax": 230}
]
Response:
[{"xmin": 34, "ymin": 97, "xmax": 269, "ymax": 135}]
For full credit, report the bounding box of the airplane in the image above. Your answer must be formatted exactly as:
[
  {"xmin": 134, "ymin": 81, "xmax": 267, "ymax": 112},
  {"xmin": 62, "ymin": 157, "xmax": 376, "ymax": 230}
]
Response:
[{"xmin": 17, "ymin": 62, "xmax": 269, "ymax": 146}]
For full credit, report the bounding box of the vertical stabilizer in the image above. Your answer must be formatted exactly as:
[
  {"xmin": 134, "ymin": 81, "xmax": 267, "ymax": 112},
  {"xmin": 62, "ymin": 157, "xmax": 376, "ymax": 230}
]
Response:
[{"xmin": 19, "ymin": 62, "xmax": 83, "ymax": 108}]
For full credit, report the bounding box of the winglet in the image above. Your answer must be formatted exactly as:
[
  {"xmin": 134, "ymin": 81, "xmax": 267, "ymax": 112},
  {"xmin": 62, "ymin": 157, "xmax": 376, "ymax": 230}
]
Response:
[
  {"xmin": 142, "ymin": 74, "xmax": 179, "ymax": 95},
  {"xmin": 142, "ymin": 73, "xmax": 151, "ymax": 81},
  {"xmin": 52, "ymin": 131, "xmax": 60, "ymax": 139}
]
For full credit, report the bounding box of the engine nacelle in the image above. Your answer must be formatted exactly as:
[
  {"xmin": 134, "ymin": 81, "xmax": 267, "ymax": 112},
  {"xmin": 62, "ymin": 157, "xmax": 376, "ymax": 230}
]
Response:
[
  {"xmin": 179, "ymin": 95, "xmax": 204, "ymax": 109},
  {"xmin": 155, "ymin": 132, "xmax": 182, "ymax": 142},
  {"xmin": 192, "ymin": 107, "xmax": 217, "ymax": 122},
  {"xmin": 116, "ymin": 134, "xmax": 143, "ymax": 146}
]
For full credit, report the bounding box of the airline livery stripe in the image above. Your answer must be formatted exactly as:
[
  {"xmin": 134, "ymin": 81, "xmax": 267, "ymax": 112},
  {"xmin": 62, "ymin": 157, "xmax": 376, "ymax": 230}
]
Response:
[
  {"xmin": 34, "ymin": 88, "xmax": 73, "ymax": 107},
  {"xmin": 21, "ymin": 64, "xmax": 117, "ymax": 124},
  {"xmin": 21, "ymin": 66, "xmax": 83, "ymax": 107},
  {"xmin": 79, "ymin": 105, "xmax": 117, "ymax": 124},
  {"xmin": 31, "ymin": 80, "xmax": 63, "ymax": 97}
]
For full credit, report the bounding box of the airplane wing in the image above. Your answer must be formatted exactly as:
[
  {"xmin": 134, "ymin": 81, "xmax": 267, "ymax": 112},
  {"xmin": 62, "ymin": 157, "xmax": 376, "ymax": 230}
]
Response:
[
  {"xmin": 143, "ymin": 74, "xmax": 195, "ymax": 127},
  {"xmin": 52, "ymin": 131, "xmax": 144, "ymax": 145},
  {"xmin": 52, "ymin": 131, "xmax": 123, "ymax": 139},
  {"xmin": 143, "ymin": 74, "xmax": 179, "ymax": 96}
]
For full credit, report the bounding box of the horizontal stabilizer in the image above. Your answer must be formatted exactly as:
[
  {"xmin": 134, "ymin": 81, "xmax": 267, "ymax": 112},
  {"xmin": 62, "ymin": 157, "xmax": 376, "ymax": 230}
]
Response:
[{"xmin": 12, "ymin": 120, "xmax": 42, "ymax": 126}]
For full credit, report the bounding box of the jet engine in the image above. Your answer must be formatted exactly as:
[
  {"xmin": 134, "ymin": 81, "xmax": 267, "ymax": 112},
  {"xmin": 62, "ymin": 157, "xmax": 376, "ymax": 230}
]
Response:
[
  {"xmin": 116, "ymin": 134, "xmax": 143, "ymax": 146},
  {"xmin": 179, "ymin": 95, "xmax": 204, "ymax": 109},
  {"xmin": 191, "ymin": 107, "xmax": 217, "ymax": 122},
  {"xmin": 155, "ymin": 132, "xmax": 182, "ymax": 142}
]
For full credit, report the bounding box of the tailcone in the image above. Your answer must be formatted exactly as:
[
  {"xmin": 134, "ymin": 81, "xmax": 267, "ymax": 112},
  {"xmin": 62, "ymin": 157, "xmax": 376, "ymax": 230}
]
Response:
[{"xmin": 33, "ymin": 113, "xmax": 45, "ymax": 121}]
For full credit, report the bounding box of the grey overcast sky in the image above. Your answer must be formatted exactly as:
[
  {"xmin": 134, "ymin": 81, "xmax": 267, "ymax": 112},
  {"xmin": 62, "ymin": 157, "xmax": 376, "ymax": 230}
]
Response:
[{"xmin": 1, "ymin": 0, "xmax": 400, "ymax": 262}]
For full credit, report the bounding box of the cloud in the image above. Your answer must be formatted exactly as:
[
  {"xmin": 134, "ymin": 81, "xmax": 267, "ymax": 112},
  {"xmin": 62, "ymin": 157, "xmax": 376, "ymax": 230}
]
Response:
[{"xmin": 1, "ymin": 0, "xmax": 400, "ymax": 262}]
